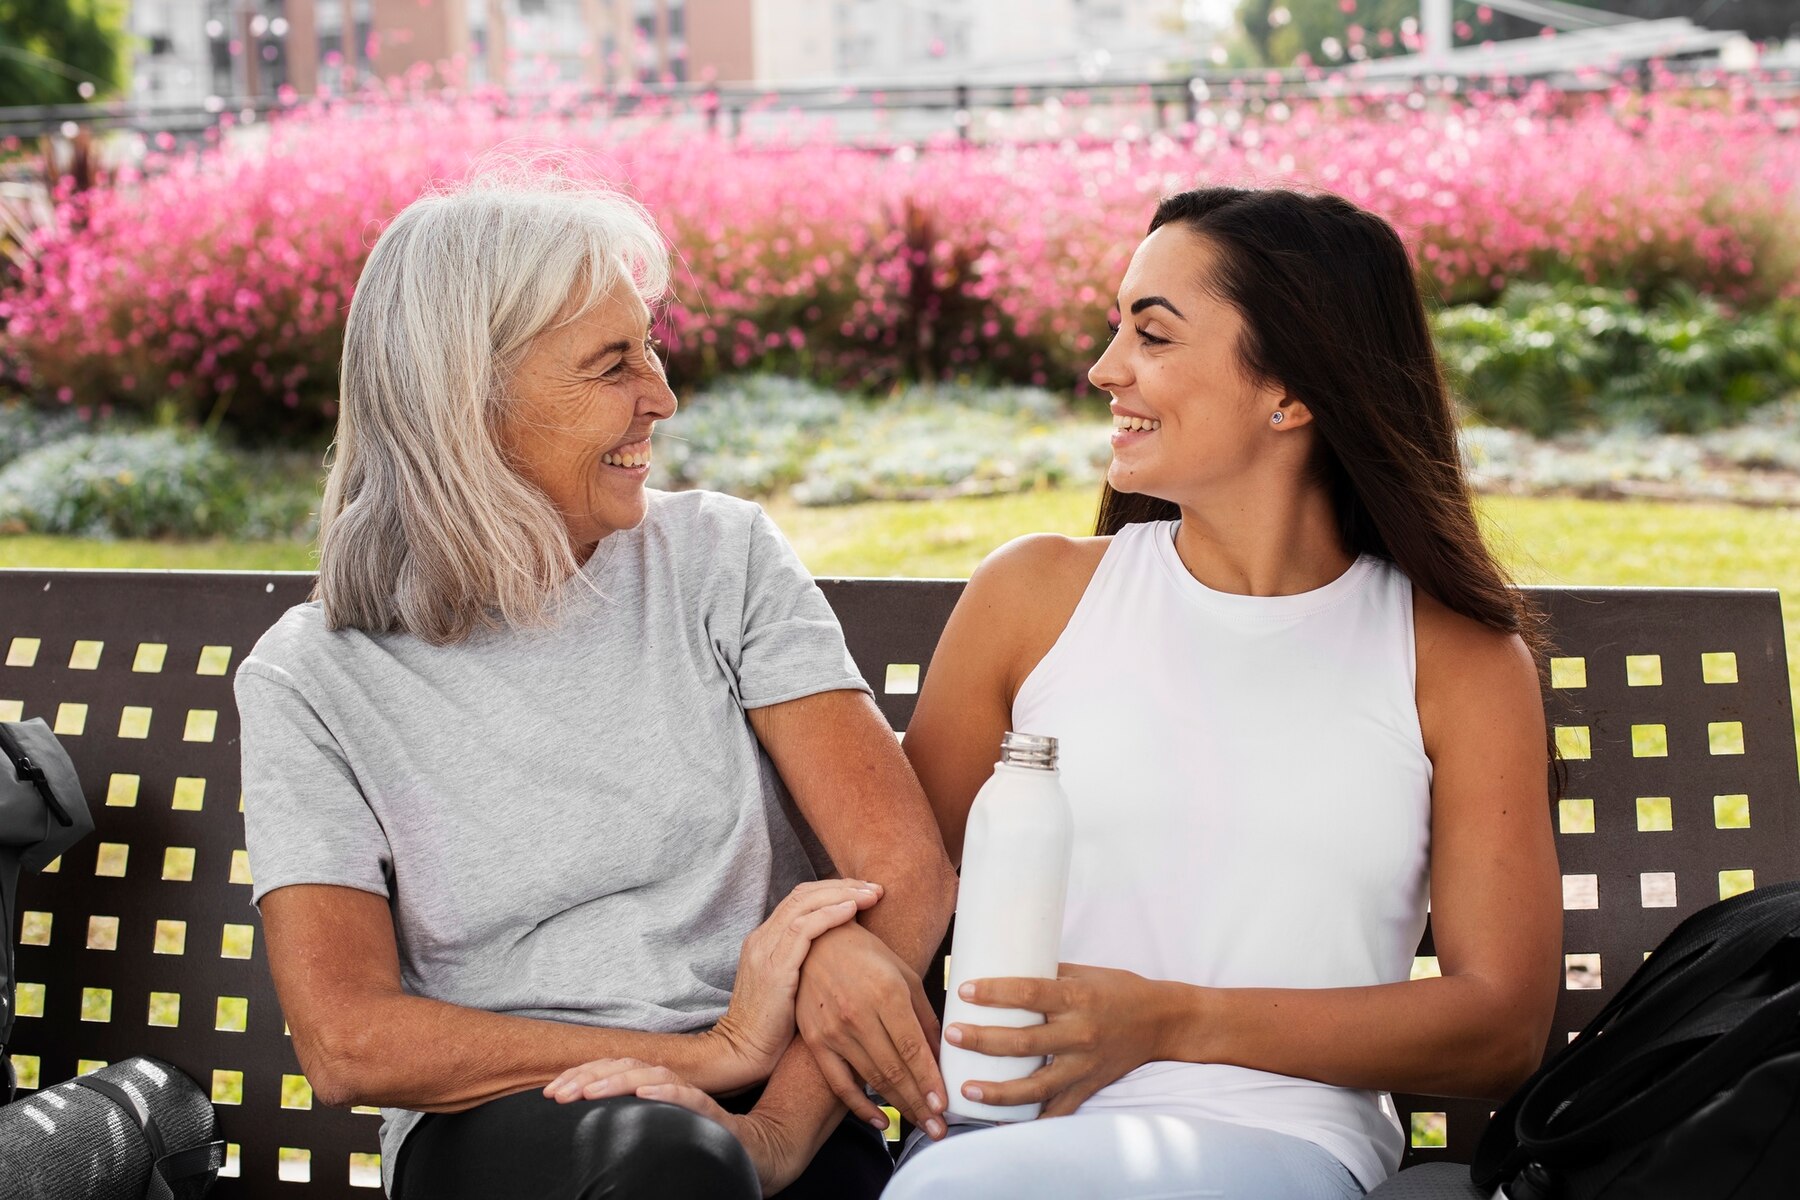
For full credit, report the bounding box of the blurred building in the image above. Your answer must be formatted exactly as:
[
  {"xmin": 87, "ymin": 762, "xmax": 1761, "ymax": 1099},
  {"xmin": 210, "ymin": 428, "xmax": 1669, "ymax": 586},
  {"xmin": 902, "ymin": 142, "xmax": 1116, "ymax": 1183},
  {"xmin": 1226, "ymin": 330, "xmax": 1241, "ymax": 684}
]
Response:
[{"xmin": 127, "ymin": 0, "xmax": 1195, "ymax": 103}]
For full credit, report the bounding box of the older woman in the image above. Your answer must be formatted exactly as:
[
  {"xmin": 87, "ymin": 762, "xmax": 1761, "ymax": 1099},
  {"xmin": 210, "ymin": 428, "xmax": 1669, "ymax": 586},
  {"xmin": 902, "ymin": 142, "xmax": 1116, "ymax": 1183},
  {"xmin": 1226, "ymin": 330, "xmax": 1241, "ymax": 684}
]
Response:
[{"xmin": 235, "ymin": 172, "xmax": 956, "ymax": 1199}]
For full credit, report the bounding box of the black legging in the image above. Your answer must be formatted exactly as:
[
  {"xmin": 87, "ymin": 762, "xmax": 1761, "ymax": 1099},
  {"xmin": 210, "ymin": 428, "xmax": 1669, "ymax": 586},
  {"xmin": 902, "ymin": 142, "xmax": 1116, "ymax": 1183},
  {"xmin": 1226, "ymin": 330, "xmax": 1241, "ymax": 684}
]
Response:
[{"xmin": 392, "ymin": 1084, "xmax": 893, "ymax": 1200}]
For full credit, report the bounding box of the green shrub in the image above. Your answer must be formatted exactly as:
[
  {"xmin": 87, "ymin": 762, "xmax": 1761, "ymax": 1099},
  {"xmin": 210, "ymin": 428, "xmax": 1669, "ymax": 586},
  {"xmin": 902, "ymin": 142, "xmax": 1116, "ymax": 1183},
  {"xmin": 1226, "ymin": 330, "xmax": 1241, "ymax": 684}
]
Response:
[
  {"xmin": 652, "ymin": 377, "xmax": 1106, "ymax": 506},
  {"xmin": 0, "ymin": 429, "xmax": 250, "ymax": 538},
  {"xmin": 0, "ymin": 402, "xmax": 95, "ymax": 469},
  {"xmin": 1434, "ymin": 286, "xmax": 1800, "ymax": 436}
]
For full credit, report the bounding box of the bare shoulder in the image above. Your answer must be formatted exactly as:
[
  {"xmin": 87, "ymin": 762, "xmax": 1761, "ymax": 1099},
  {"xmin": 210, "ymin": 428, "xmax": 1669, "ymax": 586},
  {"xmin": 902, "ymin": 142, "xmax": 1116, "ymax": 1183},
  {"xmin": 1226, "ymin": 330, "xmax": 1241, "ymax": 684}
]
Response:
[
  {"xmin": 954, "ymin": 533, "xmax": 1111, "ymax": 701},
  {"xmin": 1412, "ymin": 586, "xmax": 1544, "ymax": 750},
  {"xmin": 971, "ymin": 532, "xmax": 1109, "ymax": 593}
]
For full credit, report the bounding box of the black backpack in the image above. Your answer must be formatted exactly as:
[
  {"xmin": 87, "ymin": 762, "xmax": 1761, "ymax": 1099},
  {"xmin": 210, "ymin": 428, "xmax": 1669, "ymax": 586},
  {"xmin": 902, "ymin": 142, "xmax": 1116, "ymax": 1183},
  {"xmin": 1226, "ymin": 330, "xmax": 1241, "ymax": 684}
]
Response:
[{"xmin": 1473, "ymin": 880, "xmax": 1800, "ymax": 1199}]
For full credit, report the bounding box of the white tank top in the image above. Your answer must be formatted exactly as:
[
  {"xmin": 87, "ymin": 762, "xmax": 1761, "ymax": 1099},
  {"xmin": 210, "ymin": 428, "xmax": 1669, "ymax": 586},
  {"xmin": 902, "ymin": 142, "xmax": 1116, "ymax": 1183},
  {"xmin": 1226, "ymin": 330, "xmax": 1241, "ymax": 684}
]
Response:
[{"xmin": 1012, "ymin": 520, "xmax": 1432, "ymax": 1190}]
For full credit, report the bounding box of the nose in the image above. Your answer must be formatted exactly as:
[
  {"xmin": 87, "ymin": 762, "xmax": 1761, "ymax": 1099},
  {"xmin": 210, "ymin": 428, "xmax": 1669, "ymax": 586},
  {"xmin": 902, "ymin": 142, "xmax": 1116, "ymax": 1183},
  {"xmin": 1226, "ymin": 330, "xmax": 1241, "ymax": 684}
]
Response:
[
  {"xmin": 1088, "ymin": 328, "xmax": 1132, "ymax": 395},
  {"xmin": 641, "ymin": 349, "xmax": 678, "ymax": 421}
]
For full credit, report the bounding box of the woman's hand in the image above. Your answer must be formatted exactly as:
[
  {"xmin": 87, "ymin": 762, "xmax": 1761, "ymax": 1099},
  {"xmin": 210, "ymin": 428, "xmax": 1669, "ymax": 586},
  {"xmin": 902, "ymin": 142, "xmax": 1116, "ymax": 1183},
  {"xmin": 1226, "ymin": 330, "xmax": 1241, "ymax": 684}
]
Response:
[
  {"xmin": 543, "ymin": 1059, "xmax": 811, "ymax": 1195},
  {"xmin": 706, "ymin": 879, "xmax": 884, "ymax": 1088},
  {"xmin": 945, "ymin": 963, "xmax": 1180, "ymax": 1118},
  {"xmin": 795, "ymin": 922, "xmax": 948, "ymax": 1138}
]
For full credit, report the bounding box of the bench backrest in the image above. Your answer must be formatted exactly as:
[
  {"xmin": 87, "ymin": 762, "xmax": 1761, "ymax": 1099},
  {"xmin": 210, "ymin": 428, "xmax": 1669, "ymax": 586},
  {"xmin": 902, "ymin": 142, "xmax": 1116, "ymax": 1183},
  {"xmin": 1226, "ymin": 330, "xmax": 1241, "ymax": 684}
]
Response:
[{"xmin": 4, "ymin": 571, "xmax": 1797, "ymax": 1195}]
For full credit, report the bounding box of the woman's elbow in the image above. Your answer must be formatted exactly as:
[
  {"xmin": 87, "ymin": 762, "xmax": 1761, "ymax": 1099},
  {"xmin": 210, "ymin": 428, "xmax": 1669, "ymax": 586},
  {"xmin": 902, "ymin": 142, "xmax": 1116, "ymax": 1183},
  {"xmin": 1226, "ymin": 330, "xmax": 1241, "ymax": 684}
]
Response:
[{"xmin": 295, "ymin": 1017, "xmax": 386, "ymax": 1109}]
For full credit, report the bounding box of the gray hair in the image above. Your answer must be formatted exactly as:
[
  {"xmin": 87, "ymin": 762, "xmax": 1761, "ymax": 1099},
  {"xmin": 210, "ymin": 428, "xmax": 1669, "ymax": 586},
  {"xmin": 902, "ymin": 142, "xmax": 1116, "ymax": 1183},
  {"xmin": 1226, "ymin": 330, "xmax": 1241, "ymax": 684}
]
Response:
[{"xmin": 316, "ymin": 165, "xmax": 671, "ymax": 644}]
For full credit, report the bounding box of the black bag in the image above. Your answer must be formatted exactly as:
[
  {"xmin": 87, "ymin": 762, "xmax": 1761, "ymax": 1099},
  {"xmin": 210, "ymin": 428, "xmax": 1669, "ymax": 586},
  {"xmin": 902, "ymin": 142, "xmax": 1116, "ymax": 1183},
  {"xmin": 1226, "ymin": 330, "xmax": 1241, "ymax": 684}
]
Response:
[
  {"xmin": 0, "ymin": 1056, "xmax": 225, "ymax": 1200},
  {"xmin": 1472, "ymin": 880, "xmax": 1800, "ymax": 1200},
  {"xmin": 1, "ymin": 716, "xmax": 95, "ymax": 1099},
  {"xmin": 0, "ymin": 718, "xmax": 224, "ymax": 1198}
]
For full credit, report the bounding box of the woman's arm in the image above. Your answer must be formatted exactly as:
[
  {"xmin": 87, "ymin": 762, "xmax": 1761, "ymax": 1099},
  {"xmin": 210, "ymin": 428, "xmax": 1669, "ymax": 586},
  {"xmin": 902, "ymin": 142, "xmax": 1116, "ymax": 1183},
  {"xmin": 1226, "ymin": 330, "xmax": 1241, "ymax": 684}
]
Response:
[
  {"xmin": 903, "ymin": 534, "xmax": 1104, "ymax": 864},
  {"xmin": 262, "ymin": 877, "xmax": 879, "ymax": 1112},
  {"xmin": 747, "ymin": 686, "xmax": 959, "ymax": 1135},
  {"xmin": 947, "ymin": 607, "xmax": 1564, "ymax": 1109}
]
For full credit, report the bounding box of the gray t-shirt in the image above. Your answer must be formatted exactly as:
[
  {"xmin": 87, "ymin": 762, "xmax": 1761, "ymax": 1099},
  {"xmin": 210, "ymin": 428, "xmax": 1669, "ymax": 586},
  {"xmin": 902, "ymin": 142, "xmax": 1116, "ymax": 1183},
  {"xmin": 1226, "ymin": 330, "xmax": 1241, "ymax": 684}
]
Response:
[{"xmin": 234, "ymin": 489, "xmax": 871, "ymax": 1189}]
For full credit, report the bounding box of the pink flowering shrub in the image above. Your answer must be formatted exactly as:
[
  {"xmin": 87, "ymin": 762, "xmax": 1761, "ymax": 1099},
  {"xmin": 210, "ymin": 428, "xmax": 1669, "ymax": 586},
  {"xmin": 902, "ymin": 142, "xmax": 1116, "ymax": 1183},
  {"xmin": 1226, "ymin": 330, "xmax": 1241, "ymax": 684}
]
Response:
[{"xmin": 2, "ymin": 81, "xmax": 1796, "ymax": 437}]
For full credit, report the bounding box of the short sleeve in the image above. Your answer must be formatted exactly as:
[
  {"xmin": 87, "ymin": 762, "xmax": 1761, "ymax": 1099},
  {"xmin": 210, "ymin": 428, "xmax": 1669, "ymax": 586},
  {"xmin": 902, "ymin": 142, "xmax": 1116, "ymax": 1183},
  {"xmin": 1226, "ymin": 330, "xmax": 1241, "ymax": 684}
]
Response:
[
  {"xmin": 737, "ymin": 507, "xmax": 872, "ymax": 709},
  {"xmin": 235, "ymin": 661, "xmax": 393, "ymax": 907}
]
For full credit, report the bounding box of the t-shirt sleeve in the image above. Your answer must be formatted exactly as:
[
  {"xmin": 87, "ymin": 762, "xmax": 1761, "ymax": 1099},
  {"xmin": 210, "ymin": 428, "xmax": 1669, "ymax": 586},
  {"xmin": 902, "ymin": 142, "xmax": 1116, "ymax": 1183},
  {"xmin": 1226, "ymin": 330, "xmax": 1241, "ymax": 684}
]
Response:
[
  {"xmin": 736, "ymin": 506, "xmax": 873, "ymax": 709},
  {"xmin": 235, "ymin": 660, "xmax": 393, "ymax": 907}
]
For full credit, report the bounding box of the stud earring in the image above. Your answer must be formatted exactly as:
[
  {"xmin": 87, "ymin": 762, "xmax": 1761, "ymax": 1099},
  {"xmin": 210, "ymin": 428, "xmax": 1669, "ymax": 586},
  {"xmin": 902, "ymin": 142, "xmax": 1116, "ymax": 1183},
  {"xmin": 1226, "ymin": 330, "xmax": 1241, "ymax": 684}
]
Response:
[{"xmin": 1270, "ymin": 412, "xmax": 1285, "ymax": 425}]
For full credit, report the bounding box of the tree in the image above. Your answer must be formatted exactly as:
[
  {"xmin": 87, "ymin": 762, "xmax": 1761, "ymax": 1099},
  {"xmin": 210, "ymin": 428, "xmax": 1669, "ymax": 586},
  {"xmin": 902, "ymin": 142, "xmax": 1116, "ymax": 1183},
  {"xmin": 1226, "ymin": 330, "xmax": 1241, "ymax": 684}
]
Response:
[{"xmin": 0, "ymin": 0, "xmax": 130, "ymax": 108}]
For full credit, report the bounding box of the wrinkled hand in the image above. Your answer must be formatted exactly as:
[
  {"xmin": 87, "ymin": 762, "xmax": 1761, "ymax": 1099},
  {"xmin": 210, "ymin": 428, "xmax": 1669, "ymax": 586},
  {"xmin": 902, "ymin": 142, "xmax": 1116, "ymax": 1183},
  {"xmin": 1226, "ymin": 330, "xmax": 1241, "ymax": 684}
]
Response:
[
  {"xmin": 706, "ymin": 879, "xmax": 884, "ymax": 1088},
  {"xmin": 945, "ymin": 964, "xmax": 1175, "ymax": 1118},
  {"xmin": 543, "ymin": 1059, "xmax": 808, "ymax": 1196},
  {"xmin": 795, "ymin": 921, "xmax": 947, "ymax": 1138}
]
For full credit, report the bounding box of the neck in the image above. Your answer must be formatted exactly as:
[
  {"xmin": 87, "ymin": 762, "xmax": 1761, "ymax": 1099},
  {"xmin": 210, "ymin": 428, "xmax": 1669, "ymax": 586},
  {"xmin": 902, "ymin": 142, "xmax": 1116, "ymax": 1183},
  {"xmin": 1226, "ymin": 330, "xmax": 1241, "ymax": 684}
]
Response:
[{"xmin": 1170, "ymin": 481, "xmax": 1353, "ymax": 597}]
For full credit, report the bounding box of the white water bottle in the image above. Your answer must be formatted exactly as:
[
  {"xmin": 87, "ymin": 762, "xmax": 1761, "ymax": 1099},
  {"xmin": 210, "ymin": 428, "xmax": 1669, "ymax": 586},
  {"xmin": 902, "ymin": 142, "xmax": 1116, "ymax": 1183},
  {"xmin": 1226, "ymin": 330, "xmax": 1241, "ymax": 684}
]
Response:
[{"xmin": 939, "ymin": 731, "xmax": 1073, "ymax": 1122}]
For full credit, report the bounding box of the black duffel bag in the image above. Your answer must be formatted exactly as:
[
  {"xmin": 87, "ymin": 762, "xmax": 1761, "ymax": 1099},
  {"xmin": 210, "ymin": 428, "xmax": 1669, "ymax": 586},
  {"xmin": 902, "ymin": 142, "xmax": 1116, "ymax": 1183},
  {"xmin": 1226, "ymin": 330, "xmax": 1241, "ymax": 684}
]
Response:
[
  {"xmin": 0, "ymin": 1056, "xmax": 225, "ymax": 1199},
  {"xmin": 1, "ymin": 718, "xmax": 224, "ymax": 1198},
  {"xmin": 1473, "ymin": 880, "xmax": 1800, "ymax": 1200}
]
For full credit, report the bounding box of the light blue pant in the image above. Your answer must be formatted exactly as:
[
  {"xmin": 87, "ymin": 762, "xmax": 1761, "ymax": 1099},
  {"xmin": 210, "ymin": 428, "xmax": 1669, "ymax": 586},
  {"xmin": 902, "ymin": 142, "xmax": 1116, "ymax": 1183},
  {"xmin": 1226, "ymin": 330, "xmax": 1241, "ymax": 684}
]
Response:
[{"xmin": 882, "ymin": 1111, "xmax": 1367, "ymax": 1200}]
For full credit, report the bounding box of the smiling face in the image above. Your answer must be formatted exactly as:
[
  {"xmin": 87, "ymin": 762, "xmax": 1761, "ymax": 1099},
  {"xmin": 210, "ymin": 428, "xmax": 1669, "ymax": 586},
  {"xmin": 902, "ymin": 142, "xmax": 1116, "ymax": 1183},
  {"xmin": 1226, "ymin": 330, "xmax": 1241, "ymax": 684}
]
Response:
[
  {"xmin": 1088, "ymin": 224, "xmax": 1301, "ymax": 509},
  {"xmin": 502, "ymin": 287, "xmax": 676, "ymax": 557}
]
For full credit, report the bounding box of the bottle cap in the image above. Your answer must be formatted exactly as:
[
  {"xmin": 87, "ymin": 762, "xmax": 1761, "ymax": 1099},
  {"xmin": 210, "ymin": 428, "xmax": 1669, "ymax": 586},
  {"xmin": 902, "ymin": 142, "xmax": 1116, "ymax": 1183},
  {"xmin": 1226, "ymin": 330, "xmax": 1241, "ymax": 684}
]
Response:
[{"xmin": 1000, "ymin": 731, "xmax": 1058, "ymax": 770}]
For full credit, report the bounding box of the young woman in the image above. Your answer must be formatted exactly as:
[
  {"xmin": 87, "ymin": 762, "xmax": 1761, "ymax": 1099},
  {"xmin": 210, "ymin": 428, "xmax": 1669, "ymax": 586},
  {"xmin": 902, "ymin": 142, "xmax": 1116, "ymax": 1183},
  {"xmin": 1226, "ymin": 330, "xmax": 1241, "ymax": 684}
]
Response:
[{"xmin": 886, "ymin": 188, "xmax": 1563, "ymax": 1199}]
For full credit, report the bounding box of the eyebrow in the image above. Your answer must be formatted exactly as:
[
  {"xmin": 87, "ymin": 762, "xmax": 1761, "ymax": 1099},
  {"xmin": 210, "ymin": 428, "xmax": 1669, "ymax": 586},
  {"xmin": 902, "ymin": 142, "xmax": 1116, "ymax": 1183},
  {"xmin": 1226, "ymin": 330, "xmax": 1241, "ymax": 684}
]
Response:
[
  {"xmin": 1129, "ymin": 296, "xmax": 1185, "ymax": 319},
  {"xmin": 574, "ymin": 340, "xmax": 633, "ymax": 373}
]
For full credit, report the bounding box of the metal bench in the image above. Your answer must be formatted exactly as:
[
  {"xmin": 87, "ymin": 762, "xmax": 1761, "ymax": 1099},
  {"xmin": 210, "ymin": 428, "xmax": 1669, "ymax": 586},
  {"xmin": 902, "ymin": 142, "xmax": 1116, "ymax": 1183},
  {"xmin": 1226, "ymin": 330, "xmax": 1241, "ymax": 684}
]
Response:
[{"xmin": 4, "ymin": 570, "xmax": 1796, "ymax": 1197}]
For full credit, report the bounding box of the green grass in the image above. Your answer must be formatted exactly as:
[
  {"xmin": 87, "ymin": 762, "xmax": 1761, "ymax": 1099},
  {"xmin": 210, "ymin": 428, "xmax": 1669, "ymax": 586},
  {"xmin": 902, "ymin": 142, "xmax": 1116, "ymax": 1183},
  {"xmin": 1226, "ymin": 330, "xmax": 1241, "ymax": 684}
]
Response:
[
  {"xmin": 0, "ymin": 536, "xmax": 317, "ymax": 570},
  {"xmin": 3, "ymin": 490, "xmax": 1796, "ymax": 767}
]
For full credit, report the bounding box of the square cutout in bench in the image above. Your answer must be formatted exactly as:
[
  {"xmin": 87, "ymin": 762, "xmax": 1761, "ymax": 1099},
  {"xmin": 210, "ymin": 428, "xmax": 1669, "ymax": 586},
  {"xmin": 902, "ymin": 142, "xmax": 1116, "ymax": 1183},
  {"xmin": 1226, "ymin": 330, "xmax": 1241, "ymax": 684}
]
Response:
[
  {"xmin": 1641, "ymin": 872, "xmax": 1677, "ymax": 908},
  {"xmin": 1631, "ymin": 725, "xmax": 1668, "ymax": 758},
  {"xmin": 1558, "ymin": 798, "xmax": 1594, "ymax": 834},
  {"xmin": 350, "ymin": 1153, "xmax": 383, "ymax": 1189},
  {"xmin": 1410, "ymin": 1112, "xmax": 1447, "ymax": 1149},
  {"xmin": 148, "ymin": 992, "xmax": 180, "ymax": 1028},
  {"xmin": 1720, "ymin": 869, "xmax": 1755, "ymax": 900},
  {"xmin": 154, "ymin": 919, "xmax": 187, "ymax": 954},
  {"xmin": 163, "ymin": 847, "xmax": 196, "ymax": 882},
  {"xmin": 279, "ymin": 1148, "xmax": 312, "ymax": 1183},
  {"xmin": 133, "ymin": 643, "xmax": 167, "ymax": 673},
  {"xmin": 81, "ymin": 986, "xmax": 113, "ymax": 1022},
  {"xmin": 68, "ymin": 640, "xmax": 104, "ymax": 670},
  {"xmin": 1555, "ymin": 726, "xmax": 1591, "ymax": 760},
  {"xmin": 1549, "ymin": 657, "xmax": 1585, "ymax": 689},
  {"xmin": 221, "ymin": 923, "xmax": 255, "ymax": 959},
  {"xmin": 96, "ymin": 842, "xmax": 129, "ymax": 877},
  {"xmin": 172, "ymin": 777, "xmax": 206, "ymax": 811},
  {"xmin": 183, "ymin": 709, "xmax": 218, "ymax": 742},
  {"xmin": 1565, "ymin": 953, "xmax": 1602, "ymax": 990},
  {"xmin": 1562, "ymin": 874, "xmax": 1598, "ymax": 910},
  {"xmin": 1701, "ymin": 652, "xmax": 1737, "ymax": 684},
  {"xmin": 1625, "ymin": 655, "xmax": 1662, "ymax": 686},
  {"xmin": 1714, "ymin": 794, "xmax": 1750, "ymax": 829},
  {"xmin": 106, "ymin": 773, "xmax": 139, "ymax": 807},
  {"xmin": 118, "ymin": 706, "xmax": 153, "ymax": 739},
  {"xmin": 216, "ymin": 996, "xmax": 249, "ymax": 1033},
  {"xmin": 54, "ymin": 702, "xmax": 88, "ymax": 736},
  {"xmin": 87, "ymin": 915, "xmax": 119, "ymax": 950},
  {"xmin": 1635, "ymin": 797, "xmax": 1672, "ymax": 832},
  {"xmin": 1708, "ymin": 722, "xmax": 1744, "ymax": 755},
  {"xmin": 197, "ymin": 645, "xmax": 234, "ymax": 676},
  {"xmin": 282, "ymin": 1074, "xmax": 314, "ymax": 1110},
  {"xmin": 211, "ymin": 1069, "xmax": 243, "ymax": 1105},
  {"xmin": 6, "ymin": 637, "xmax": 40, "ymax": 668},
  {"xmin": 884, "ymin": 663, "xmax": 920, "ymax": 695},
  {"xmin": 21, "ymin": 911, "xmax": 51, "ymax": 947}
]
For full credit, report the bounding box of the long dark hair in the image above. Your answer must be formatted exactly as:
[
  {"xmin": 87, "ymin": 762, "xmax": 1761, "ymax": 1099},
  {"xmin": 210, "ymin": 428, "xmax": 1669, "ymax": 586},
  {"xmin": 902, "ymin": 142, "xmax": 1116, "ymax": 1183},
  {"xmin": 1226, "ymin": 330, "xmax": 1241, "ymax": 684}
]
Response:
[{"xmin": 1095, "ymin": 186, "xmax": 1545, "ymax": 657}]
